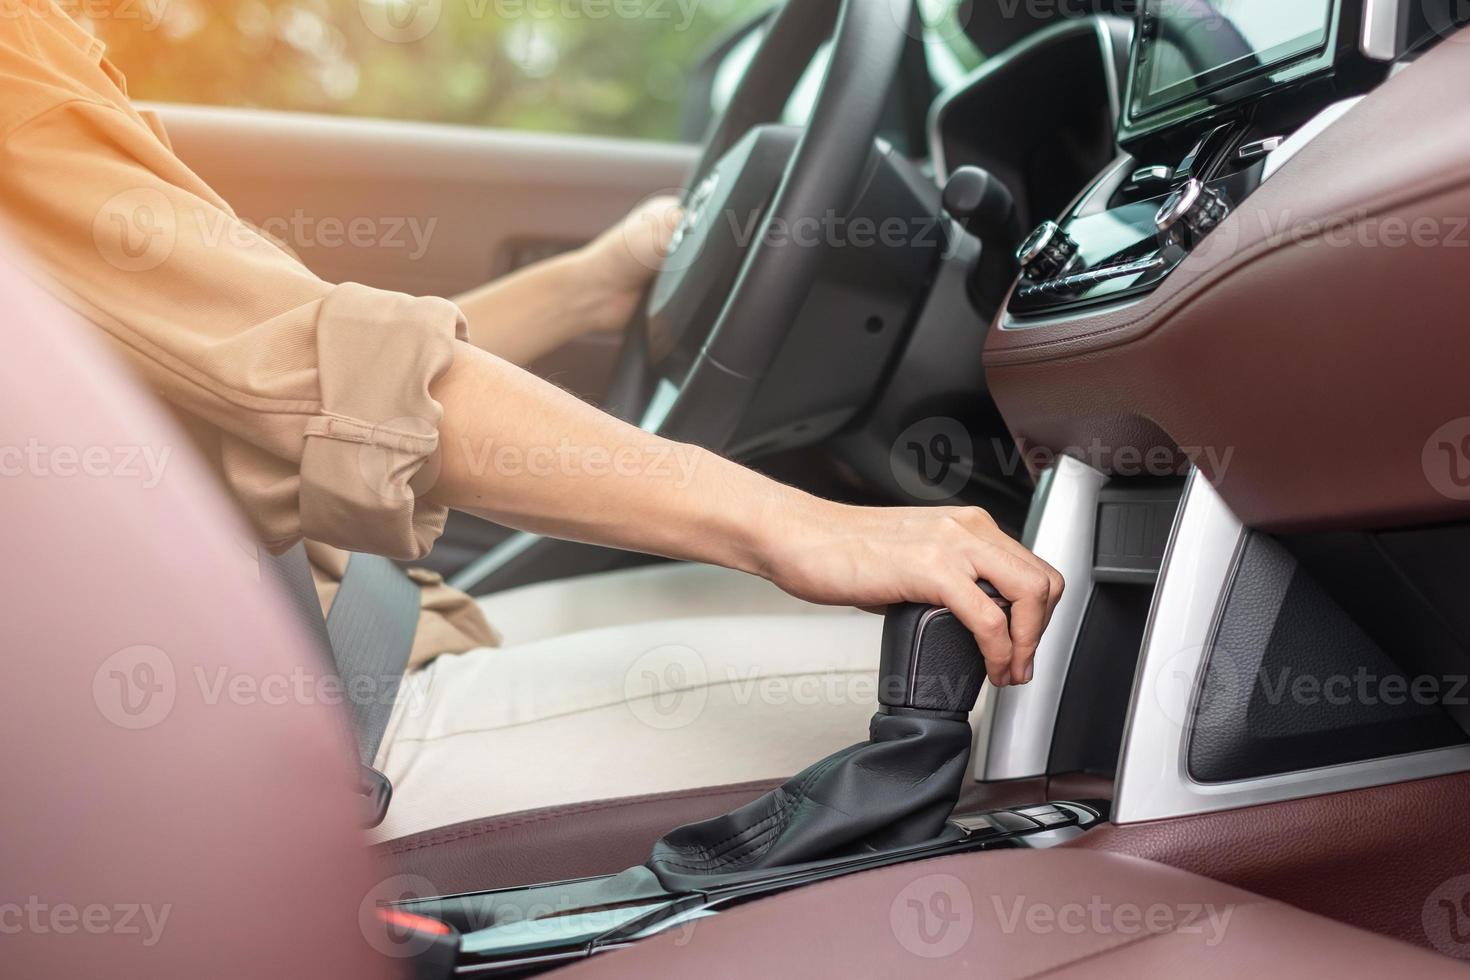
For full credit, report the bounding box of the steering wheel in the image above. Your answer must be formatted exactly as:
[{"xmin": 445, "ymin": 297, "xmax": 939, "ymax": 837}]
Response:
[{"xmin": 604, "ymin": 0, "xmax": 912, "ymax": 453}]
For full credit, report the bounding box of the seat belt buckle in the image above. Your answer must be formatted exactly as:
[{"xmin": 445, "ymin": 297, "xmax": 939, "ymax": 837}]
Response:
[{"xmin": 359, "ymin": 765, "xmax": 393, "ymax": 829}]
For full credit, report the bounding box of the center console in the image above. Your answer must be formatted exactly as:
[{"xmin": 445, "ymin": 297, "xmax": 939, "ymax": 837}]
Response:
[{"xmin": 1007, "ymin": 0, "xmax": 1393, "ymax": 319}]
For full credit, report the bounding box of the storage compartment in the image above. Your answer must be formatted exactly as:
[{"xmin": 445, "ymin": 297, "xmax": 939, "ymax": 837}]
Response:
[{"xmin": 1188, "ymin": 526, "xmax": 1470, "ymax": 783}]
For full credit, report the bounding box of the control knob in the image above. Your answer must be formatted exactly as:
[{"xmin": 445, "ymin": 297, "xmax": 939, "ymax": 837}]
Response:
[
  {"xmin": 1155, "ymin": 178, "xmax": 1230, "ymax": 246},
  {"xmin": 1015, "ymin": 221, "xmax": 1079, "ymax": 281}
]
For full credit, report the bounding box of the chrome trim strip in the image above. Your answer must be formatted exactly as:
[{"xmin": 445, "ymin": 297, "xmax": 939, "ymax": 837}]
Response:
[
  {"xmin": 1092, "ymin": 16, "xmax": 1125, "ymax": 127},
  {"xmin": 1361, "ymin": 0, "xmax": 1402, "ymax": 61},
  {"xmin": 1261, "ymin": 97, "xmax": 1366, "ymax": 183},
  {"xmin": 979, "ymin": 455, "xmax": 1109, "ymax": 780},
  {"xmin": 1112, "ymin": 473, "xmax": 1470, "ymax": 824}
]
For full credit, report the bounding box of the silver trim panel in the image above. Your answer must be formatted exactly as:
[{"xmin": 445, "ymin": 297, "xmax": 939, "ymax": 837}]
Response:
[
  {"xmin": 979, "ymin": 455, "xmax": 1109, "ymax": 780},
  {"xmin": 1261, "ymin": 97, "xmax": 1366, "ymax": 184},
  {"xmin": 1361, "ymin": 0, "xmax": 1403, "ymax": 61},
  {"xmin": 1112, "ymin": 473, "xmax": 1470, "ymax": 824}
]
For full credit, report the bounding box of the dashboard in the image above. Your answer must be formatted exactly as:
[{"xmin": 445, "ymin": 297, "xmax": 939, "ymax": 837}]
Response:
[
  {"xmin": 928, "ymin": 0, "xmax": 1470, "ymax": 534},
  {"xmin": 1006, "ymin": 0, "xmax": 1375, "ymax": 321}
]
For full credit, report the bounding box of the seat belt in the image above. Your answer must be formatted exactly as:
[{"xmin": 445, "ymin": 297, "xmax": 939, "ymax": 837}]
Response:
[{"xmin": 264, "ymin": 542, "xmax": 420, "ymax": 827}]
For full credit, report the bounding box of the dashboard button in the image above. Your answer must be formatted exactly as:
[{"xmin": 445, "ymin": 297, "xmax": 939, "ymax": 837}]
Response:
[
  {"xmin": 1129, "ymin": 164, "xmax": 1174, "ymax": 186},
  {"xmin": 982, "ymin": 810, "xmax": 1041, "ymax": 834},
  {"xmin": 1237, "ymin": 136, "xmax": 1284, "ymax": 163},
  {"xmin": 950, "ymin": 814, "xmax": 1005, "ymax": 839},
  {"xmin": 1017, "ymin": 805, "xmax": 1077, "ymax": 828}
]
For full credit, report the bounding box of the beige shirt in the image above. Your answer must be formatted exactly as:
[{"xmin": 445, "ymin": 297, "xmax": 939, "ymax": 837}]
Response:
[{"xmin": 1, "ymin": 0, "xmax": 497, "ymax": 665}]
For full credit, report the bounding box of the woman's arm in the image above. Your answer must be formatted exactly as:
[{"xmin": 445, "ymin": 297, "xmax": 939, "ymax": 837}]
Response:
[
  {"xmin": 456, "ymin": 197, "xmax": 680, "ymax": 366},
  {"xmin": 428, "ymin": 343, "xmax": 1064, "ymax": 689}
]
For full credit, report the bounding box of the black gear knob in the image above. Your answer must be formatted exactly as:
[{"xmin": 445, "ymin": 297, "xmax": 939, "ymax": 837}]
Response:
[{"xmin": 879, "ymin": 582, "xmax": 1007, "ymax": 719}]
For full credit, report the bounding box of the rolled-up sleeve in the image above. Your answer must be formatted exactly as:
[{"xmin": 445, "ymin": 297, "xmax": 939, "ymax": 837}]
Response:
[
  {"xmin": 301, "ymin": 284, "xmax": 461, "ymax": 558},
  {"xmin": 1, "ymin": 57, "xmax": 464, "ymax": 558}
]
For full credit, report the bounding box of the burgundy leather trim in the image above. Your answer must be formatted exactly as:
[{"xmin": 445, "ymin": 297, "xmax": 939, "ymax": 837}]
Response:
[
  {"xmin": 983, "ymin": 31, "xmax": 1470, "ymax": 532},
  {"xmin": 561, "ymin": 849, "xmax": 1465, "ymax": 978},
  {"xmin": 377, "ymin": 779, "xmax": 781, "ymax": 894},
  {"xmin": 1063, "ymin": 770, "xmax": 1470, "ymax": 950}
]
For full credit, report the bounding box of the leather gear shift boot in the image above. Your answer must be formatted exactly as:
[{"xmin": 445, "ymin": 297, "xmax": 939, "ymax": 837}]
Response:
[{"xmin": 648, "ymin": 595, "xmax": 999, "ymax": 884}]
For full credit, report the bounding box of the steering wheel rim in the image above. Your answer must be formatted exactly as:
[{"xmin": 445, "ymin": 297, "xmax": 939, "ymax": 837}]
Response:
[{"xmin": 605, "ymin": 0, "xmax": 913, "ymax": 452}]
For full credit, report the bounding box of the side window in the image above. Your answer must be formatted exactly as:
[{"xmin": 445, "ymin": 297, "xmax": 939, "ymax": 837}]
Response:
[{"xmin": 75, "ymin": 0, "xmax": 774, "ymax": 141}]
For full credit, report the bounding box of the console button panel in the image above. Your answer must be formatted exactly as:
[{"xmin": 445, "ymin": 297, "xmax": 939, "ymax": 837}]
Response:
[{"xmin": 1006, "ymin": 122, "xmax": 1267, "ymax": 321}]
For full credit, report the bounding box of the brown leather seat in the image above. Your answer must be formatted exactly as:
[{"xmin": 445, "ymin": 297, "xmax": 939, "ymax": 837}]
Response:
[
  {"xmin": 561, "ymin": 848, "xmax": 1466, "ymax": 978},
  {"xmin": 0, "ymin": 243, "xmax": 395, "ymax": 979}
]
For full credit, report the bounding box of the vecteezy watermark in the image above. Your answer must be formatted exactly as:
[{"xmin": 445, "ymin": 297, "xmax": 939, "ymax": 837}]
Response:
[
  {"xmin": 93, "ymin": 645, "xmax": 177, "ymax": 731},
  {"xmin": 995, "ymin": 438, "xmax": 1237, "ymax": 482},
  {"xmin": 892, "ymin": 418, "xmax": 974, "ymax": 503},
  {"xmin": 1423, "ymin": 417, "xmax": 1470, "ymax": 501},
  {"xmin": 0, "ymin": 440, "xmax": 172, "ymax": 488},
  {"xmin": 985, "ymin": 0, "xmax": 1147, "ymax": 23},
  {"xmin": 196, "ymin": 209, "xmax": 440, "ymax": 263},
  {"xmin": 92, "ymin": 645, "xmax": 428, "ymax": 731},
  {"xmin": 890, "ymin": 873, "xmax": 975, "ymax": 958},
  {"xmin": 94, "ymin": 188, "xmax": 177, "ymax": 273},
  {"xmin": 621, "ymin": 650, "xmax": 977, "ymax": 731},
  {"xmin": 1149, "ymin": 643, "xmax": 1241, "ymax": 738},
  {"xmin": 1424, "ymin": 874, "xmax": 1470, "ymax": 958},
  {"xmin": 990, "ymin": 894, "xmax": 1235, "ymax": 947},
  {"xmin": 630, "ymin": 196, "xmax": 952, "ymax": 274},
  {"xmin": 453, "ymin": 436, "xmax": 703, "ymax": 487},
  {"xmin": 1253, "ymin": 666, "xmax": 1470, "ymax": 709},
  {"xmin": 885, "ymin": 0, "xmax": 974, "ymax": 45},
  {"xmin": 360, "ymin": 874, "xmax": 444, "ymax": 957},
  {"xmin": 46, "ymin": 0, "xmax": 170, "ymax": 30},
  {"xmin": 358, "ymin": 0, "xmax": 705, "ymax": 44},
  {"xmin": 1167, "ymin": 204, "xmax": 1470, "ymax": 272},
  {"xmin": 93, "ymin": 190, "xmax": 439, "ymax": 272},
  {"xmin": 888, "ymin": 421, "xmax": 1237, "ymax": 492},
  {"xmin": 623, "ymin": 645, "xmax": 709, "ymax": 730},
  {"xmin": 358, "ymin": 0, "xmax": 443, "ymax": 43},
  {"xmin": 0, "ymin": 897, "xmax": 172, "ymax": 947},
  {"xmin": 1150, "ymin": 641, "xmax": 1470, "ymax": 738}
]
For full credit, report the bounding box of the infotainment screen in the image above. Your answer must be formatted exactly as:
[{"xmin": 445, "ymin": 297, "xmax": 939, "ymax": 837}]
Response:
[{"xmin": 1132, "ymin": 0, "xmax": 1335, "ymax": 117}]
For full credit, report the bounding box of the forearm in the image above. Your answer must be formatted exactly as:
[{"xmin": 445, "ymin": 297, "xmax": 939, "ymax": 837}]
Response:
[
  {"xmin": 425, "ymin": 342, "xmax": 1065, "ymax": 688},
  {"xmin": 454, "ymin": 251, "xmax": 607, "ymax": 366},
  {"xmin": 425, "ymin": 341, "xmax": 801, "ymax": 574}
]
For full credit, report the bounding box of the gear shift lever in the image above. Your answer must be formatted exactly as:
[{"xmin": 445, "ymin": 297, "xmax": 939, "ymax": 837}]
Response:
[
  {"xmin": 646, "ymin": 588, "xmax": 1006, "ymax": 887},
  {"xmin": 878, "ymin": 585, "xmax": 1003, "ymax": 719}
]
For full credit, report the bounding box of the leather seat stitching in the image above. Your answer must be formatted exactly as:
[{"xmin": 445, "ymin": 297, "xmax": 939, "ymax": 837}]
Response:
[{"xmin": 380, "ymin": 783, "xmax": 780, "ymax": 854}]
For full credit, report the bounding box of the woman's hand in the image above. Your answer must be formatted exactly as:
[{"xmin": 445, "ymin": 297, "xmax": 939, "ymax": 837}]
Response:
[
  {"xmin": 569, "ymin": 195, "xmax": 682, "ymax": 333},
  {"xmin": 756, "ymin": 498, "xmax": 1064, "ymax": 688},
  {"xmin": 456, "ymin": 196, "xmax": 681, "ymax": 365}
]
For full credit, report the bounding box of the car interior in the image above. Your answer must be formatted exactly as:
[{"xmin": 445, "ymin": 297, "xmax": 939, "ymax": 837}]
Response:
[{"xmin": 10, "ymin": 0, "xmax": 1470, "ymax": 975}]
